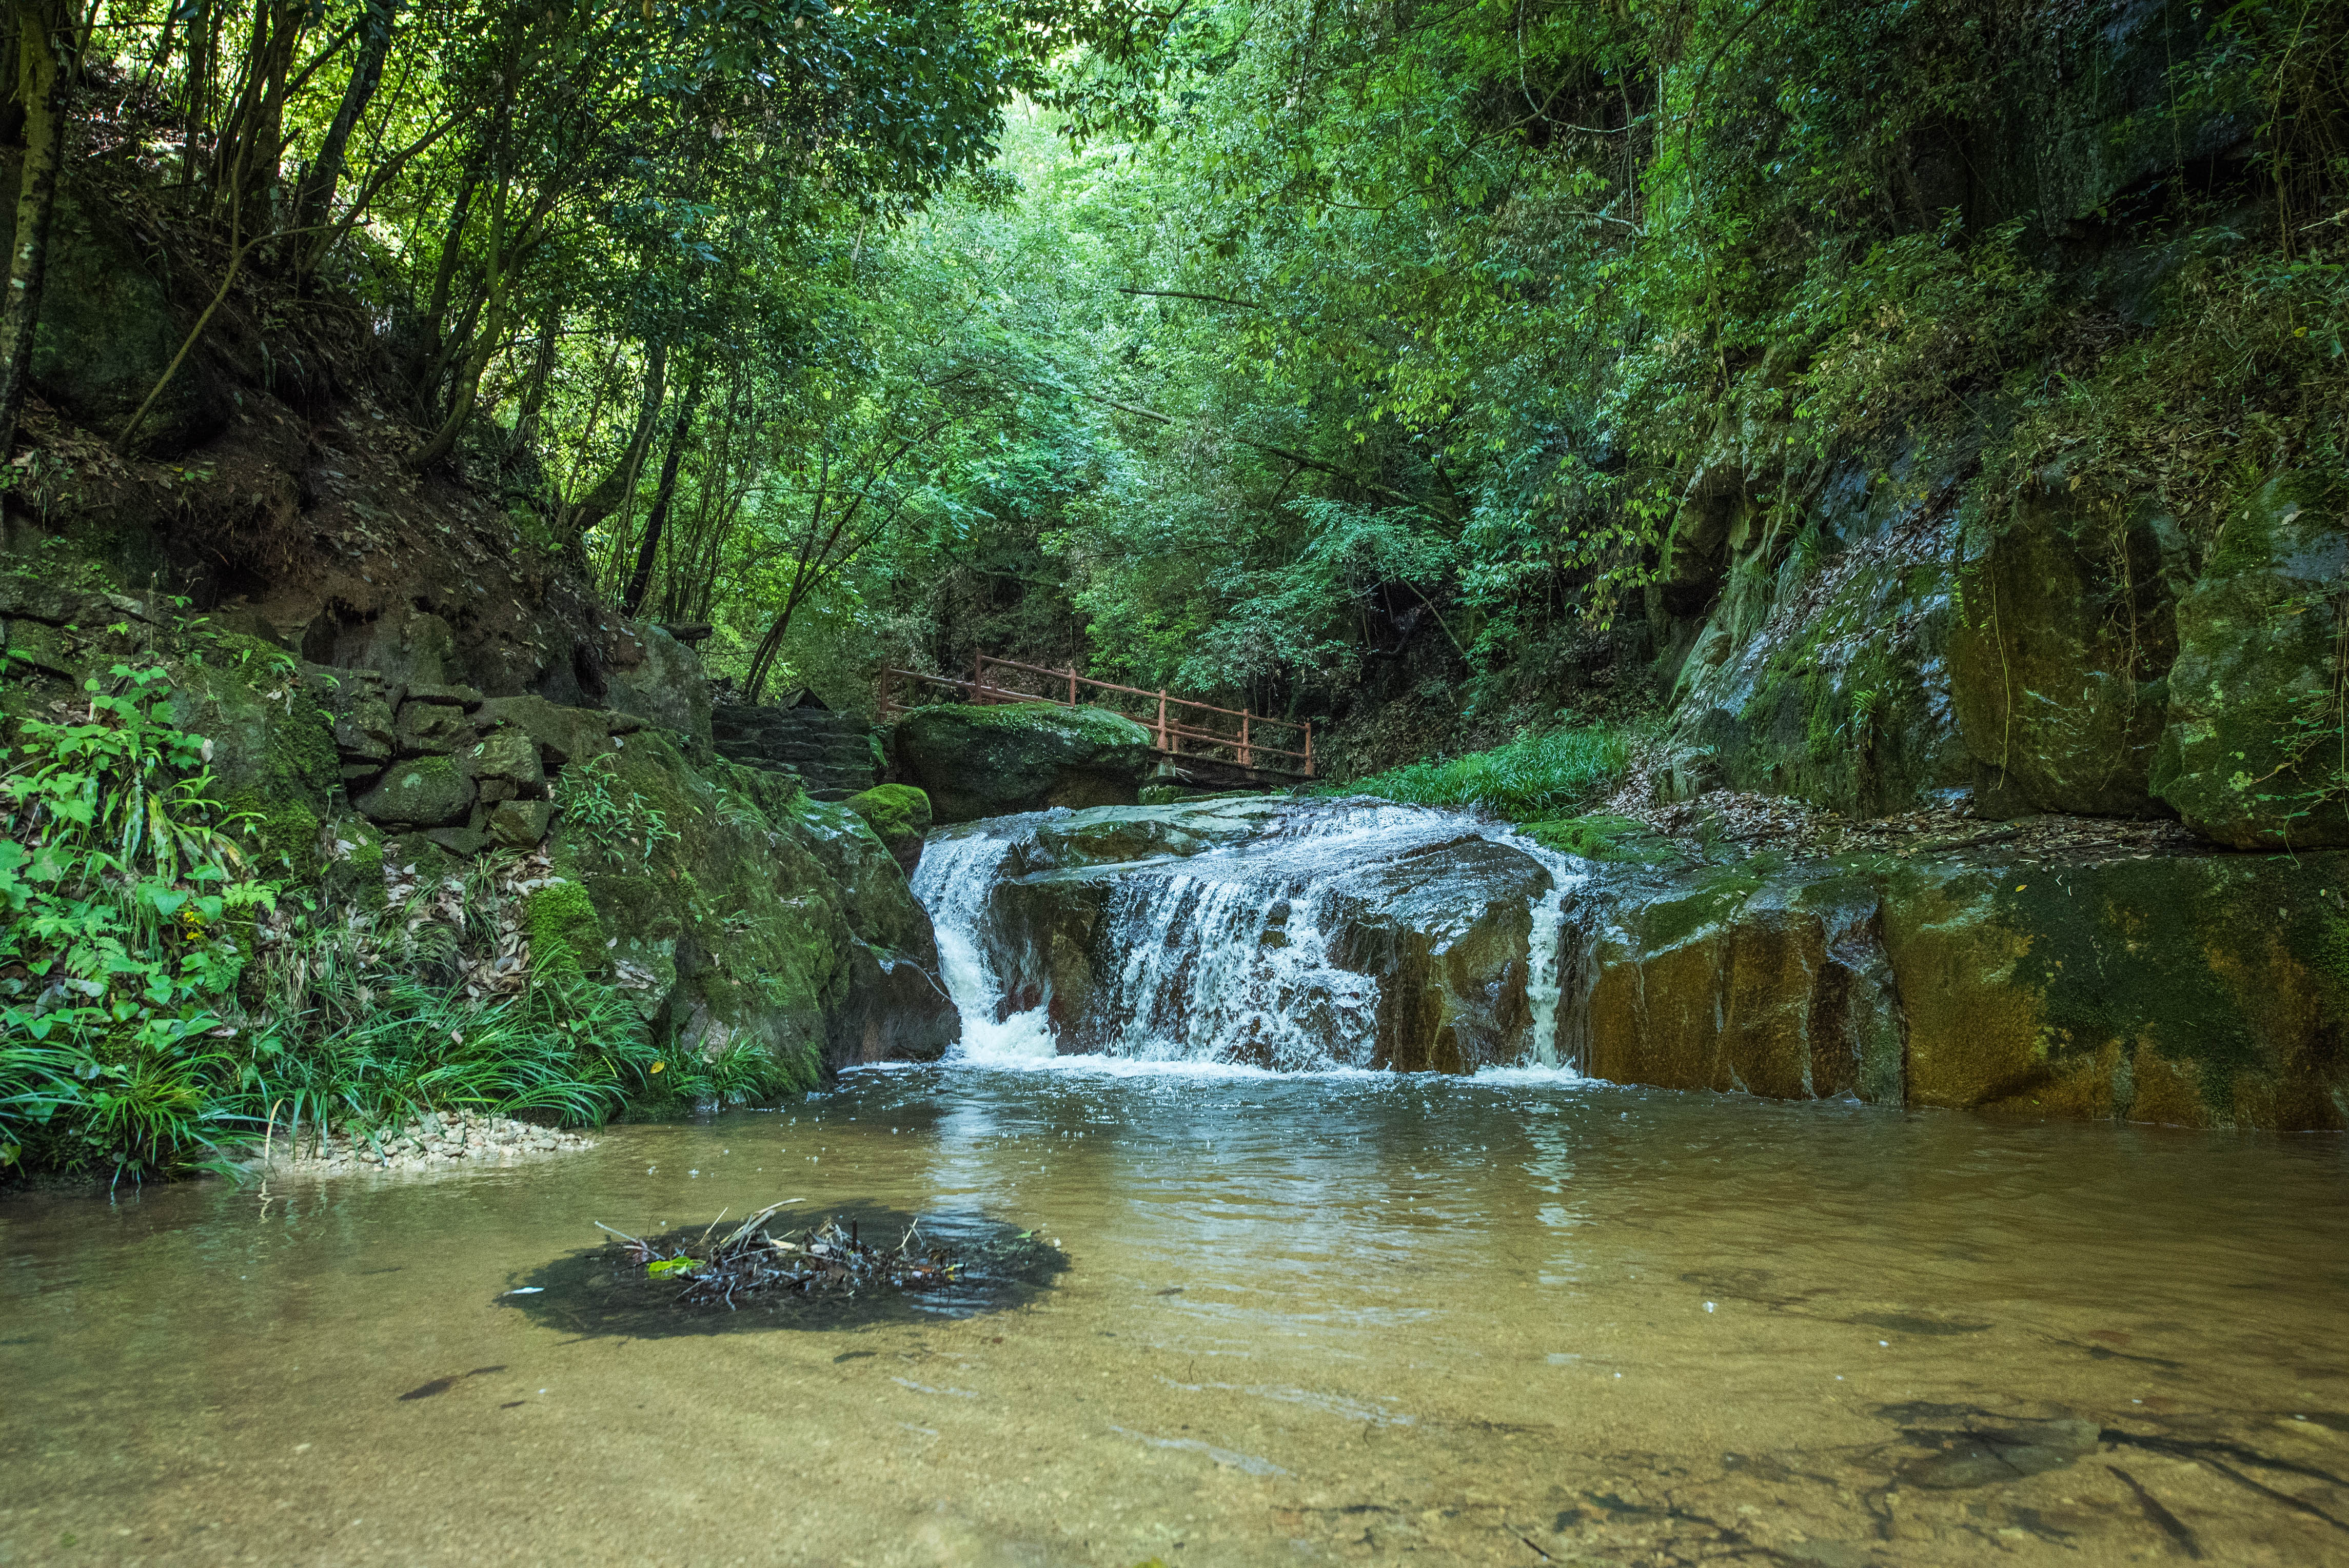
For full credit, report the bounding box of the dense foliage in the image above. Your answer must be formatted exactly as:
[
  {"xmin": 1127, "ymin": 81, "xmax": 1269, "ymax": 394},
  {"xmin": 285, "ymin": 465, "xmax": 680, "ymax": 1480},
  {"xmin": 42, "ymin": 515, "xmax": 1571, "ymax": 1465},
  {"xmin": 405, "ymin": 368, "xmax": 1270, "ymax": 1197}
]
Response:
[
  {"xmin": 17, "ymin": 0, "xmax": 2338, "ymax": 748},
  {"xmin": 0, "ymin": 656, "xmax": 774, "ymax": 1179}
]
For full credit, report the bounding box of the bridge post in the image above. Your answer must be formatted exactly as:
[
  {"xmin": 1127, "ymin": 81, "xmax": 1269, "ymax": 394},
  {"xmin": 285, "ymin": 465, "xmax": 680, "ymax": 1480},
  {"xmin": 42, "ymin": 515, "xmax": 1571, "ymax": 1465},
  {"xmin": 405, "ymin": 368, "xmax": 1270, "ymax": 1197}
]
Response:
[
  {"xmin": 1067, "ymin": 666, "xmax": 1077, "ymax": 705},
  {"xmin": 1156, "ymin": 689, "xmax": 1167, "ymax": 749},
  {"xmin": 971, "ymin": 651, "xmax": 984, "ymax": 702},
  {"xmin": 1240, "ymin": 711, "xmax": 1251, "ymax": 769},
  {"xmin": 1304, "ymin": 721, "xmax": 1313, "ymax": 779}
]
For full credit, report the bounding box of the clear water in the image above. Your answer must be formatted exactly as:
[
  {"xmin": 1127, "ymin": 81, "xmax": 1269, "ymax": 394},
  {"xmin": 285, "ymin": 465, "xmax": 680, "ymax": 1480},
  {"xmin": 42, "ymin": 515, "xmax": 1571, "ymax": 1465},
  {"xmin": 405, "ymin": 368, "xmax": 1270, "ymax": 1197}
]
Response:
[{"xmin": 5, "ymin": 1066, "xmax": 2346, "ymax": 1565}]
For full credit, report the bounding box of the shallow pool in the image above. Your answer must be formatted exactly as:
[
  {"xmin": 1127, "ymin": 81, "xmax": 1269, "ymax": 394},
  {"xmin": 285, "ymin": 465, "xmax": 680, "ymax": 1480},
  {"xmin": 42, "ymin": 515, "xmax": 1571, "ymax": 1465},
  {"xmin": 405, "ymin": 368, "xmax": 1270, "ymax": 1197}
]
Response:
[{"xmin": 4, "ymin": 1065, "xmax": 2346, "ymax": 1565}]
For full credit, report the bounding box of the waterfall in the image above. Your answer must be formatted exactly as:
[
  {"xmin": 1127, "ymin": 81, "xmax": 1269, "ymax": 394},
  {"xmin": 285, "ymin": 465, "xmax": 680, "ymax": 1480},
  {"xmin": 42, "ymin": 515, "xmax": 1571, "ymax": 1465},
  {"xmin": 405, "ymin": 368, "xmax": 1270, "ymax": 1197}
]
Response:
[
  {"xmin": 909, "ymin": 821, "xmax": 1058, "ymax": 1064},
  {"xmin": 913, "ymin": 801, "xmax": 1586, "ymax": 1077},
  {"xmin": 1517, "ymin": 845, "xmax": 1576, "ymax": 1070}
]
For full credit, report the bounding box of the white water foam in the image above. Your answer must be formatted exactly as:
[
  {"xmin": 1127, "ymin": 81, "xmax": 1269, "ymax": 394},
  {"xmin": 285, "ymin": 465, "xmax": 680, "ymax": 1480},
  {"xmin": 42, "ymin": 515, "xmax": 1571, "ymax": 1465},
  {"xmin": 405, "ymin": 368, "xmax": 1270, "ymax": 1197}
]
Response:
[
  {"xmin": 909, "ymin": 822, "xmax": 1057, "ymax": 1065},
  {"xmin": 915, "ymin": 803, "xmax": 1588, "ymax": 1080}
]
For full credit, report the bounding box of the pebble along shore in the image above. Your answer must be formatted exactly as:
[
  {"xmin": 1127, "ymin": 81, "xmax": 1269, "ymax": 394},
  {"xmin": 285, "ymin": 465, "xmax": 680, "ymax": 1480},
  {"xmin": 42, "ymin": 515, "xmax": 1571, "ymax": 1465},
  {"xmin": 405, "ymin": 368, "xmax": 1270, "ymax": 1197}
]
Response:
[{"xmin": 255, "ymin": 1110, "xmax": 596, "ymax": 1176}]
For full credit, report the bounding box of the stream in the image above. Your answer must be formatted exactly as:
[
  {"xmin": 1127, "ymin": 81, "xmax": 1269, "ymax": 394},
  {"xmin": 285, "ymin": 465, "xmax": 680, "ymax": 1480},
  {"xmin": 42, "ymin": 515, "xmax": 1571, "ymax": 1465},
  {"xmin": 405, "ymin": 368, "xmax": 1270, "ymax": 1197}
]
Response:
[{"xmin": 4, "ymin": 806, "xmax": 2346, "ymax": 1565}]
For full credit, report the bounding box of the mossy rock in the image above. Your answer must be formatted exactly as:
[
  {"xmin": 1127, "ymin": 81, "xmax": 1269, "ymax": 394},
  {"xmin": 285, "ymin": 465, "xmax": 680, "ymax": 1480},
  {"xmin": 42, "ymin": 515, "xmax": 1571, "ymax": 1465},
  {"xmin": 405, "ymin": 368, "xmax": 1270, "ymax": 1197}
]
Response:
[
  {"xmin": 1523, "ymin": 813, "xmax": 1684, "ymax": 864},
  {"xmin": 603, "ymin": 625, "xmax": 714, "ymax": 759},
  {"xmin": 1666, "ymin": 501, "xmax": 1972, "ymax": 817},
  {"xmin": 170, "ymin": 639, "xmax": 341, "ymax": 882},
  {"xmin": 1947, "ymin": 479, "xmax": 2181, "ymax": 817},
  {"xmin": 891, "ymin": 703, "xmax": 1156, "ymax": 823},
  {"xmin": 843, "ymin": 783, "xmax": 933, "ymax": 875},
  {"xmin": 353, "ymin": 753, "xmax": 477, "ymax": 829},
  {"xmin": 1881, "ymin": 850, "xmax": 2349, "ymax": 1127},
  {"xmin": 477, "ymin": 694, "xmax": 615, "ymax": 768},
  {"xmin": 2151, "ymin": 472, "xmax": 2349, "ymax": 848},
  {"xmin": 526, "ymin": 879, "xmax": 608, "ymax": 979},
  {"xmin": 1137, "ymin": 785, "xmax": 1271, "ymax": 806},
  {"xmin": 465, "ymin": 727, "xmax": 546, "ymax": 790},
  {"xmin": 547, "ymin": 733, "xmax": 953, "ymax": 1085}
]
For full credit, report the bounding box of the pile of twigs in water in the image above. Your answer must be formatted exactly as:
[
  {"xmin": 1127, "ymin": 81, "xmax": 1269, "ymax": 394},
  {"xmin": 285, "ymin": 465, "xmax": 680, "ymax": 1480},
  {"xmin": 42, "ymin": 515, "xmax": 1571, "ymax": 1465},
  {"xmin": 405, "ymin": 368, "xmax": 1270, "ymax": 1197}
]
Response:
[{"xmin": 594, "ymin": 1202, "xmax": 961, "ymax": 1311}]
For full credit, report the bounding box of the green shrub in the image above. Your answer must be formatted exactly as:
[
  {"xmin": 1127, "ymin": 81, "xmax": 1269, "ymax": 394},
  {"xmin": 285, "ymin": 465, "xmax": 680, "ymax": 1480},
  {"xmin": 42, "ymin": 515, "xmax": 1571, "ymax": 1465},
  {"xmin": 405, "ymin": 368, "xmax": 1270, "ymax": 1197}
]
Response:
[{"xmin": 1325, "ymin": 725, "xmax": 1629, "ymax": 822}]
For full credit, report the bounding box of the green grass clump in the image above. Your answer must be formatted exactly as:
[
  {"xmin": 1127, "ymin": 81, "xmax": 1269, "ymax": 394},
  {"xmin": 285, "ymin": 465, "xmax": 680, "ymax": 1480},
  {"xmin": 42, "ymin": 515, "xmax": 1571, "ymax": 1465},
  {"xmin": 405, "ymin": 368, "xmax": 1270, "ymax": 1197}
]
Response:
[{"xmin": 1326, "ymin": 726, "xmax": 1629, "ymax": 822}]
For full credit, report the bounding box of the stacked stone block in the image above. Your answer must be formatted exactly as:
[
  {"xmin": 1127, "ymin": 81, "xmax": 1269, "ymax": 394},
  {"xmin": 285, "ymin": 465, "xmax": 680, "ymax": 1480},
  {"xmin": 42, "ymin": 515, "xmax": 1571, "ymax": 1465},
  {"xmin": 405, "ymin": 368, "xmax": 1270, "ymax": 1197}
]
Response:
[{"xmin": 710, "ymin": 703, "xmax": 880, "ymax": 800}]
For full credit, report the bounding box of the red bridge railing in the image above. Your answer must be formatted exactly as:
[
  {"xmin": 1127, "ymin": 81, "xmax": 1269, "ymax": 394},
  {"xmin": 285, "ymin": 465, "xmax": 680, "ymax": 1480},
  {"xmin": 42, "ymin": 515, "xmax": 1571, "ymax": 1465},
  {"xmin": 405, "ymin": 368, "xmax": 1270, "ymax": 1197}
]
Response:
[{"xmin": 878, "ymin": 653, "xmax": 1312, "ymax": 778}]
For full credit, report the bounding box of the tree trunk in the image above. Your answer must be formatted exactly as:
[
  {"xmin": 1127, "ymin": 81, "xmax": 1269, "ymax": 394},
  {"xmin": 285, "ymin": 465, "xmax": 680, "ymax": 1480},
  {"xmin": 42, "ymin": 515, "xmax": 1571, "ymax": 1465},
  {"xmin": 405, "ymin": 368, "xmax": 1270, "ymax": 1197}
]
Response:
[
  {"xmin": 618, "ymin": 358, "xmax": 704, "ymax": 618},
  {"xmin": 293, "ymin": 0, "xmax": 399, "ymax": 283},
  {"xmin": 509, "ymin": 311, "xmax": 556, "ymax": 451},
  {"xmin": 405, "ymin": 292, "xmax": 502, "ymax": 471},
  {"xmin": 561, "ymin": 337, "xmax": 665, "ymax": 541},
  {"xmin": 409, "ymin": 152, "xmax": 480, "ymax": 395},
  {"xmin": 0, "ymin": 0, "xmax": 69, "ymax": 457}
]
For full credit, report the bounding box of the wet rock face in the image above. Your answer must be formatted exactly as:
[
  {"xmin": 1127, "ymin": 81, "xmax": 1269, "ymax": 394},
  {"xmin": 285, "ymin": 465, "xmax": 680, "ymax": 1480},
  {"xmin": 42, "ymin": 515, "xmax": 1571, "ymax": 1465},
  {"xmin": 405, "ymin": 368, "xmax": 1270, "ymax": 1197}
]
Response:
[
  {"xmin": 1948, "ymin": 480, "xmax": 2182, "ymax": 818},
  {"xmin": 1661, "ymin": 474, "xmax": 1975, "ymax": 819},
  {"xmin": 2152, "ymin": 474, "xmax": 2349, "ymax": 849},
  {"xmin": 892, "ymin": 703, "xmax": 1156, "ymax": 823},
  {"xmin": 1563, "ymin": 844, "xmax": 2349, "ymax": 1130},
  {"xmin": 1568, "ymin": 867, "xmax": 1905, "ymax": 1104},
  {"xmin": 938, "ymin": 801, "xmax": 1559, "ymax": 1071}
]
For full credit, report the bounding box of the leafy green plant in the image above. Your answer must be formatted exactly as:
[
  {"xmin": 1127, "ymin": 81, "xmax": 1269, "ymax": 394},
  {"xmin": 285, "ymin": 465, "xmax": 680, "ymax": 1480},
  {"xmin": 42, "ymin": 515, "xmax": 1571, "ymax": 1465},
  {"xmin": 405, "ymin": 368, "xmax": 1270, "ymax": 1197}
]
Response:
[
  {"xmin": 1324, "ymin": 725, "xmax": 1630, "ymax": 823},
  {"xmin": 551, "ymin": 753, "xmax": 681, "ymax": 866},
  {"xmin": 0, "ymin": 660, "xmax": 766, "ymax": 1182},
  {"xmin": 0, "ymin": 661, "xmax": 275, "ymax": 1178}
]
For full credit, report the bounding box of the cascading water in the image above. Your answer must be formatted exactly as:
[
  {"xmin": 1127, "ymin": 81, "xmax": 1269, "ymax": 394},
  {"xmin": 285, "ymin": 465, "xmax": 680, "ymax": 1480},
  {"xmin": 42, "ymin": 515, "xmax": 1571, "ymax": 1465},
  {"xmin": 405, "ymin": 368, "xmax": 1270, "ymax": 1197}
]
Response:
[
  {"xmin": 911, "ymin": 799, "xmax": 1584, "ymax": 1075},
  {"xmin": 912, "ymin": 823, "xmax": 1060, "ymax": 1063}
]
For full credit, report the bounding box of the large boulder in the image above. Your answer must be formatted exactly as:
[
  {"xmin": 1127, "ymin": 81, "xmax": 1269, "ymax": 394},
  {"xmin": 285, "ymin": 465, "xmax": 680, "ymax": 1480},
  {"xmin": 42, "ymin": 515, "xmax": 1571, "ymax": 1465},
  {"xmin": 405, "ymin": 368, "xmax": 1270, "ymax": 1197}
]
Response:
[
  {"xmin": 1947, "ymin": 478, "xmax": 2183, "ymax": 817},
  {"xmin": 604, "ymin": 624, "xmax": 714, "ymax": 758},
  {"xmin": 892, "ymin": 702, "xmax": 1156, "ymax": 823},
  {"xmin": 715, "ymin": 761, "xmax": 958, "ymax": 1065},
  {"xmin": 2151, "ymin": 473, "xmax": 2349, "ymax": 848},
  {"xmin": 1880, "ymin": 851, "xmax": 2349, "ymax": 1127},
  {"xmin": 1566, "ymin": 863, "xmax": 1904, "ymax": 1104}
]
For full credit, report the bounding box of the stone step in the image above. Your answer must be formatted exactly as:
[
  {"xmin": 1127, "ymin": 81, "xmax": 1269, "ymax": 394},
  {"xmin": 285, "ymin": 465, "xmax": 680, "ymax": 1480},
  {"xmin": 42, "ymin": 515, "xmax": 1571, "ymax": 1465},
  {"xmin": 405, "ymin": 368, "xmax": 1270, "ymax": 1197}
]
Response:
[
  {"xmin": 714, "ymin": 749, "xmax": 873, "ymax": 776},
  {"xmin": 713, "ymin": 705, "xmax": 870, "ymax": 735}
]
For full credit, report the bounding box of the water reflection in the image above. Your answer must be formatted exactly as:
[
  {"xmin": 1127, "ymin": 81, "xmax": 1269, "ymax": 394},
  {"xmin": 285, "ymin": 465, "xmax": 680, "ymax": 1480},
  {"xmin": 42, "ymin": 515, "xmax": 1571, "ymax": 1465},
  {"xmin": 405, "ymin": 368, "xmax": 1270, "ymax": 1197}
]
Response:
[{"xmin": 2, "ymin": 1067, "xmax": 2344, "ymax": 1566}]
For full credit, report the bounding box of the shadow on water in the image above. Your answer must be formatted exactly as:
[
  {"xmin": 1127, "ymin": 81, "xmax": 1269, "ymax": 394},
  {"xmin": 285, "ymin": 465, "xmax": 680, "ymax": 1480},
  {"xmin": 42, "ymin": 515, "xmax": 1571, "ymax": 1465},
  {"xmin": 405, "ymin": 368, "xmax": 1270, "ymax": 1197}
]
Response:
[{"xmin": 498, "ymin": 1202, "xmax": 1068, "ymax": 1339}]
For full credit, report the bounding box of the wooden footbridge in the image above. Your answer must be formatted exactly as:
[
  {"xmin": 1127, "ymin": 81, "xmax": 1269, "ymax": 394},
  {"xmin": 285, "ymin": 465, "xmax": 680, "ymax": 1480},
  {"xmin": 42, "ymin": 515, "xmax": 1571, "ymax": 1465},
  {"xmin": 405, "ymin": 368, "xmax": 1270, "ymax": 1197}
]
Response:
[{"xmin": 878, "ymin": 653, "xmax": 1313, "ymax": 784}]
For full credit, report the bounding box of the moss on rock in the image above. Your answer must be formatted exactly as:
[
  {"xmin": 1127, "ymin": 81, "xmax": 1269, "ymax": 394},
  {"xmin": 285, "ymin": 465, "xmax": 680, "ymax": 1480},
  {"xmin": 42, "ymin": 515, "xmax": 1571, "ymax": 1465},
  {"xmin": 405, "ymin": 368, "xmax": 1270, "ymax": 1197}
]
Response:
[
  {"xmin": 892, "ymin": 702, "xmax": 1156, "ymax": 823},
  {"xmin": 354, "ymin": 753, "xmax": 477, "ymax": 828},
  {"xmin": 1947, "ymin": 479, "xmax": 2180, "ymax": 816},
  {"xmin": 1523, "ymin": 813, "xmax": 1683, "ymax": 864},
  {"xmin": 170, "ymin": 637, "xmax": 341, "ymax": 881},
  {"xmin": 1882, "ymin": 850, "xmax": 2349, "ymax": 1127},
  {"xmin": 844, "ymin": 782, "xmax": 932, "ymax": 843},
  {"xmin": 2151, "ymin": 472, "xmax": 2349, "ymax": 848},
  {"xmin": 526, "ymin": 879, "xmax": 608, "ymax": 979},
  {"xmin": 545, "ymin": 735, "xmax": 954, "ymax": 1087}
]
